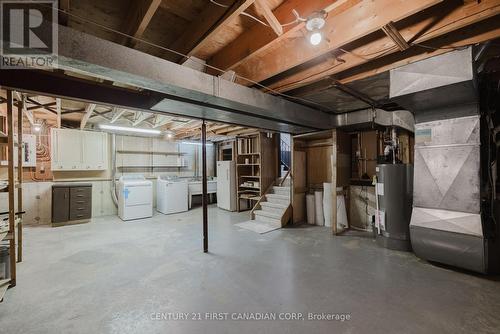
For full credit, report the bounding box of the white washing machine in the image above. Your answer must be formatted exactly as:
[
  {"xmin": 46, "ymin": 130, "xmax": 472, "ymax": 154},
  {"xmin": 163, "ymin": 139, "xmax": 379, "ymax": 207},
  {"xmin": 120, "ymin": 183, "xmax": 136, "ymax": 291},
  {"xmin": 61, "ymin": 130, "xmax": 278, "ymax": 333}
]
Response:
[
  {"xmin": 157, "ymin": 176, "xmax": 188, "ymax": 214},
  {"xmin": 118, "ymin": 175, "xmax": 153, "ymax": 221}
]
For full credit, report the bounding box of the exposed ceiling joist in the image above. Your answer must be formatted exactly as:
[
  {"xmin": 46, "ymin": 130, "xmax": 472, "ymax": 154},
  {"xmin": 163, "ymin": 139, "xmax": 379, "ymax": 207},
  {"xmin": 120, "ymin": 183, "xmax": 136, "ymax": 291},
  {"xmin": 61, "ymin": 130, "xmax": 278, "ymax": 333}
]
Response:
[
  {"xmin": 14, "ymin": 92, "xmax": 34, "ymax": 126},
  {"xmin": 153, "ymin": 115, "xmax": 173, "ymax": 128},
  {"xmin": 121, "ymin": 0, "xmax": 162, "ymax": 47},
  {"xmin": 268, "ymin": 0, "xmax": 500, "ymax": 92},
  {"xmin": 58, "ymin": 0, "xmax": 70, "ymax": 26},
  {"xmin": 207, "ymin": 0, "xmax": 358, "ymax": 73},
  {"xmin": 169, "ymin": 0, "xmax": 255, "ymax": 63},
  {"xmin": 381, "ymin": 21, "xmax": 410, "ymax": 51},
  {"xmin": 80, "ymin": 103, "xmax": 96, "ymax": 129},
  {"xmin": 110, "ymin": 108, "xmax": 126, "ymax": 123},
  {"xmin": 26, "ymin": 102, "xmax": 56, "ymax": 111},
  {"xmin": 226, "ymin": 128, "xmax": 258, "ymax": 136},
  {"xmin": 231, "ymin": 0, "xmax": 443, "ymax": 85},
  {"xmin": 254, "ymin": 0, "xmax": 283, "ymax": 36},
  {"xmin": 133, "ymin": 112, "xmax": 151, "ymax": 126}
]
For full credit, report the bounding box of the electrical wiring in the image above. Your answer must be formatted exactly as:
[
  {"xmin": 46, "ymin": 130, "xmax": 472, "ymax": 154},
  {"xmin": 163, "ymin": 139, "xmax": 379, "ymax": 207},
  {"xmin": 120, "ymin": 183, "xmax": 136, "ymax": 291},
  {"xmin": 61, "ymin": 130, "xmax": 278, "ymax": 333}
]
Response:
[{"xmin": 209, "ymin": 0, "xmax": 300, "ymax": 28}]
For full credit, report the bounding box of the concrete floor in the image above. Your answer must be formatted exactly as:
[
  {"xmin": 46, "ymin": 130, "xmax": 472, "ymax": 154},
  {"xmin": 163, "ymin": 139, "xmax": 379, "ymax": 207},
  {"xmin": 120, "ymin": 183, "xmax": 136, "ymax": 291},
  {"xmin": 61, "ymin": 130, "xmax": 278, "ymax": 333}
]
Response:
[{"xmin": 1, "ymin": 205, "xmax": 500, "ymax": 334}]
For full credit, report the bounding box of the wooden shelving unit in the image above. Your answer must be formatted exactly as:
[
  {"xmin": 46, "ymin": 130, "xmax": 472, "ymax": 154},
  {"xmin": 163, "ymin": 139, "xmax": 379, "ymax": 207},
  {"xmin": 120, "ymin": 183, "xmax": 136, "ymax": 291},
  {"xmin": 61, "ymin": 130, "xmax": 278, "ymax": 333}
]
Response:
[
  {"xmin": 117, "ymin": 150, "xmax": 186, "ymax": 156},
  {"xmin": 115, "ymin": 148, "xmax": 187, "ymax": 173},
  {"xmin": 235, "ymin": 132, "xmax": 278, "ymax": 212},
  {"xmin": 0, "ymin": 90, "xmax": 24, "ymax": 301}
]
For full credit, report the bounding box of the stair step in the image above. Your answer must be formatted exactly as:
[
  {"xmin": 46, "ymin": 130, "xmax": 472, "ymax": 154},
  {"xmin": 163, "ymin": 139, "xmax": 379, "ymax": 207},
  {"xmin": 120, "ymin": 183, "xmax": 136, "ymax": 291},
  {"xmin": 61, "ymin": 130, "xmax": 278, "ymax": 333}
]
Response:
[
  {"xmin": 254, "ymin": 209, "xmax": 281, "ymax": 220},
  {"xmin": 254, "ymin": 211, "xmax": 281, "ymax": 225},
  {"xmin": 261, "ymin": 201, "xmax": 288, "ymax": 209},
  {"xmin": 261, "ymin": 202, "xmax": 286, "ymax": 215},
  {"xmin": 266, "ymin": 193, "xmax": 290, "ymax": 205},
  {"xmin": 266, "ymin": 193, "xmax": 289, "ymax": 200},
  {"xmin": 273, "ymin": 186, "xmax": 290, "ymax": 195}
]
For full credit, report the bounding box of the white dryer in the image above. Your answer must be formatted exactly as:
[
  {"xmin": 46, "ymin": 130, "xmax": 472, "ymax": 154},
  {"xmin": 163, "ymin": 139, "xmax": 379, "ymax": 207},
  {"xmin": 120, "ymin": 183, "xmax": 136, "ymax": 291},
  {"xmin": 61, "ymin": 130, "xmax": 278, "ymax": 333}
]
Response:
[
  {"xmin": 118, "ymin": 175, "xmax": 153, "ymax": 221},
  {"xmin": 157, "ymin": 176, "xmax": 188, "ymax": 214}
]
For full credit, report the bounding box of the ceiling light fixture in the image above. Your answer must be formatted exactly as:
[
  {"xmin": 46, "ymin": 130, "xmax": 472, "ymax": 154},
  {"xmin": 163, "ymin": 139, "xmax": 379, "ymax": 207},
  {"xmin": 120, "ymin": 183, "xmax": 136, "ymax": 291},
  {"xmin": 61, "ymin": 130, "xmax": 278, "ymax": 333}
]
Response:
[
  {"xmin": 305, "ymin": 11, "xmax": 327, "ymax": 46},
  {"xmin": 99, "ymin": 124, "xmax": 161, "ymax": 135},
  {"xmin": 32, "ymin": 122, "xmax": 42, "ymax": 133}
]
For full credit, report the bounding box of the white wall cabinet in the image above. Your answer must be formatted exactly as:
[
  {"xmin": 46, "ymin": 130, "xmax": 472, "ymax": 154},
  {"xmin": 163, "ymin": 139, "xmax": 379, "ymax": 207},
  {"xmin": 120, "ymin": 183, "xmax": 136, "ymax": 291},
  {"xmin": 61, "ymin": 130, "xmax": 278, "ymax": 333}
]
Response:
[{"xmin": 51, "ymin": 129, "xmax": 108, "ymax": 171}]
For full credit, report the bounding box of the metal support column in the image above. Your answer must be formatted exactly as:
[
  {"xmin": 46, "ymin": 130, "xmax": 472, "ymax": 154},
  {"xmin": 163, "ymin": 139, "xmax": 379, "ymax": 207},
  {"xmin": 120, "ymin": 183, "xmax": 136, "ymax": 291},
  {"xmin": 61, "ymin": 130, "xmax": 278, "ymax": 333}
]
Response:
[
  {"xmin": 6, "ymin": 90, "xmax": 16, "ymax": 286},
  {"xmin": 16, "ymin": 92, "xmax": 23, "ymax": 263},
  {"xmin": 202, "ymin": 120, "xmax": 208, "ymax": 253}
]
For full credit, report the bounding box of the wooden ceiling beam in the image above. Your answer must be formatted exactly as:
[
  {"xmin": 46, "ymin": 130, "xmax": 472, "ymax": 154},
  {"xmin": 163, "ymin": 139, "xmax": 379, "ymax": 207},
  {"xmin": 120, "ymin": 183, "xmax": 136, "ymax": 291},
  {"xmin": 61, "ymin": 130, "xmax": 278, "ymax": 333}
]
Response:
[
  {"xmin": 267, "ymin": 0, "xmax": 500, "ymax": 93},
  {"xmin": 59, "ymin": 0, "xmax": 70, "ymax": 26},
  {"xmin": 208, "ymin": 0, "xmax": 356, "ymax": 74},
  {"xmin": 169, "ymin": 0, "xmax": 255, "ymax": 63},
  {"xmin": 230, "ymin": 0, "xmax": 443, "ymax": 85},
  {"xmin": 80, "ymin": 103, "xmax": 96, "ymax": 129},
  {"xmin": 254, "ymin": 0, "xmax": 283, "ymax": 36},
  {"xmin": 121, "ymin": 0, "xmax": 162, "ymax": 47}
]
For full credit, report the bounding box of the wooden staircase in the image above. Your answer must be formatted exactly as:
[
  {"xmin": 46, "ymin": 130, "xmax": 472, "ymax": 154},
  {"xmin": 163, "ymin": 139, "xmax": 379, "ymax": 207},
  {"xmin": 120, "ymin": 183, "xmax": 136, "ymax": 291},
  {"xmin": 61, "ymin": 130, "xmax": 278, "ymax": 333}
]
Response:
[{"xmin": 251, "ymin": 183, "xmax": 292, "ymax": 228}]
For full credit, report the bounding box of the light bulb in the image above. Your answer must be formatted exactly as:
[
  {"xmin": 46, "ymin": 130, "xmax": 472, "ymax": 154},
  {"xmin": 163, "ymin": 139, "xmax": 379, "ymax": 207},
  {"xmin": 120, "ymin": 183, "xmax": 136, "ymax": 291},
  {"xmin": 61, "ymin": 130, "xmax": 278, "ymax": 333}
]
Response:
[
  {"xmin": 310, "ymin": 32, "xmax": 322, "ymax": 45},
  {"xmin": 33, "ymin": 124, "xmax": 42, "ymax": 132}
]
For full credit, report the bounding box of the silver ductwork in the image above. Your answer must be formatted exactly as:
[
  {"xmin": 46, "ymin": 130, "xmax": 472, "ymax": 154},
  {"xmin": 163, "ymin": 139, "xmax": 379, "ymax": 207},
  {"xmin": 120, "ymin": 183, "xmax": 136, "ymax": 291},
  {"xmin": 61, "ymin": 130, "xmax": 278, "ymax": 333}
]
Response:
[
  {"xmin": 331, "ymin": 108, "xmax": 414, "ymax": 132},
  {"xmin": 390, "ymin": 47, "xmax": 489, "ymax": 273}
]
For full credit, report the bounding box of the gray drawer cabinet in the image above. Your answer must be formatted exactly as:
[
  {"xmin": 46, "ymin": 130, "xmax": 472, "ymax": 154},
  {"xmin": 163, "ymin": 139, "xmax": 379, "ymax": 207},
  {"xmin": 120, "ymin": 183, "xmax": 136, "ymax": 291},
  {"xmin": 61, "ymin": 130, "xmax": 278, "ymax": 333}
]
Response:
[{"xmin": 52, "ymin": 183, "xmax": 92, "ymax": 224}]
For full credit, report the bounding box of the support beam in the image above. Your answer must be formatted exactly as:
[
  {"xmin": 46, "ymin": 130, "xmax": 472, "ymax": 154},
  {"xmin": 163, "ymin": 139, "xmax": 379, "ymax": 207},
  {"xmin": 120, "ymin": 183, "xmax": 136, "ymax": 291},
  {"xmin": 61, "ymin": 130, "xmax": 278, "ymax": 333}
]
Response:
[
  {"xmin": 202, "ymin": 120, "xmax": 208, "ymax": 253},
  {"xmin": 254, "ymin": 0, "xmax": 283, "ymax": 36},
  {"xmin": 268, "ymin": 0, "xmax": 500, "ymax": 92},
  {"xmin": 6, "ymin": 90, "xmax": 16, "ymax": 287},
  {"xmin": 17, "ymin": 94, "xmax": 23, "ymax": 263},
  {"xmin": 56, "ymin": 98, "xmax": 61, "ymax": 128},
  {"xmin": 0, "ymin": 22, "xmax": 332, "ymax": 133},
  {"xmin": 80, "ymin": 103, "xmax": 96, "ymax": 129},
  {"xmin": 121, "ymin": 0, "xmax": 162, "ymax": 47},
  {"xmin": 208, "ymin": 0, "xmax": 357, "ymax": 73},
  {"xmin": 111, "ymin": 108, "xmax": 126, "ymax": 123},
  {"xmin": 231, "ymin": 0, "xmax": 442, "ymax": 85},
  {"xmin": 169, "ymin": 0, "xmax": 255, "ymax": 63}
]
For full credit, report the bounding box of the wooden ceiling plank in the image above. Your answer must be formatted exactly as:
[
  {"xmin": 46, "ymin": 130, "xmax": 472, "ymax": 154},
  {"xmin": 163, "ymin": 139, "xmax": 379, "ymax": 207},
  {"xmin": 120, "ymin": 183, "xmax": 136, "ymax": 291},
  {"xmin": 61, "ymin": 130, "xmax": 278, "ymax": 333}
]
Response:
[
  {"xmin": 268, "ymin": 0, "xmax": 500, "ymax": 93},
  {"xmin": 122, "ymin": 0, "xmax": 162, "ymax": 47},
  {"xmin": 231, "ymin": 0, "xmax": 443, "ymax": 85},
  {"xmin": 80, "ymin": 103, "xmax": 96, "ymax": 129},
  {"xmin": 208, "ymin": 0, "xmax": 360, "ymax": 74},
  {"xmin": 254, "ymin": 0, "xmax": 283, "ymax": 36},
  {"xmin": 169, "ymin": 0, "xmax": 255, "ymax": 63}
]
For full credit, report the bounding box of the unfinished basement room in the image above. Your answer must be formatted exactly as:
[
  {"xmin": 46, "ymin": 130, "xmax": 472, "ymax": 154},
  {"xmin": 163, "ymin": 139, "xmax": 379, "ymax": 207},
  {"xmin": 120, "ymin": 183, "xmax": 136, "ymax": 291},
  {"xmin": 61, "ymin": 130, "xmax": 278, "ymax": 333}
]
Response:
[{"xmin": 1, "ymin": 0, "xmax": 500, "ymax": 333}]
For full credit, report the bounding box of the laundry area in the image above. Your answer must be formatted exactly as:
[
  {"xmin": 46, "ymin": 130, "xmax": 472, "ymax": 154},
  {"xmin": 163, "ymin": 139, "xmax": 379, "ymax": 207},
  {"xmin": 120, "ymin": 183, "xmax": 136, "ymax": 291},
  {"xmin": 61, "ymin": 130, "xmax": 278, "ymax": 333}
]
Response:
[{"xmin": 1, "ymin": 1, "xmax": 500, "ymax": 333}]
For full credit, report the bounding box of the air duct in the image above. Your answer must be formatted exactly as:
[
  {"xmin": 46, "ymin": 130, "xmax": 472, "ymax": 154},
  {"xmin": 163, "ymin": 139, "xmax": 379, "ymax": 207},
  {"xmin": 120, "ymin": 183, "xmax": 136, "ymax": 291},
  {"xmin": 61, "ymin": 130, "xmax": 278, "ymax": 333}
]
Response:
[{"xmin": 390, "ymin": 47, "xmax": 494, "ymax": 273}]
